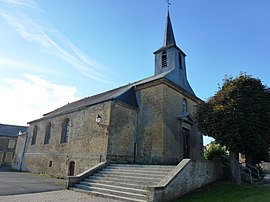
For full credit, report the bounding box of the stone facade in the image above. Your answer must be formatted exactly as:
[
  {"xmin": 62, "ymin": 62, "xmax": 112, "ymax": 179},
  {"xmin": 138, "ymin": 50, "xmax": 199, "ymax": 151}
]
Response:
[
  {"xmin": 0, "ymin": 136, "xmax": 17, "ymax": 166},
  {"xmin": 21, "ymin": 11, "xmax": 204, "ymax": 178},
  {"xmin": 25, "ymin": 101, "xmax": 111, "ymax": 178},
  {"xmin": 0, "ymin": 124, "xmax": 27, "ymax": 166}
]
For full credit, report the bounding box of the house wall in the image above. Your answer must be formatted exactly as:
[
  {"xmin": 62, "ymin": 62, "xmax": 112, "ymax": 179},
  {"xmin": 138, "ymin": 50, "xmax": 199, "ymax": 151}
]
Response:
[
  {"xmin": 12, "ymin": 133, "xmax": 28, "ymax": 170},
  {"xmin": 24, "ymin": 101, "xmax": 111, "ymax": 178},
  {"xmin": 107, "ymin": 101, "xmax": 137, "ymax": 163},
  {"xmin": 0, "ymin": 136, "xmax": 17, "ymax": 166}
]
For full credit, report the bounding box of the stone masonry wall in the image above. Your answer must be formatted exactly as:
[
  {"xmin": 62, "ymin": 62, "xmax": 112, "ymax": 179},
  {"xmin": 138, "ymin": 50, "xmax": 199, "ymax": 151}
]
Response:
[
  {"xmin": 24, "ymin": 101, "xmax": 111, "ymax": 178},
  {"xmin": 149, "ymin": 159, "xmax": 223, "ymax": 202},
  {"xmin": 163, "ymin": 85, "xmax": 203, "ymax": 162},
  {"xmin": 107, "ymin": 101, "xmax": 137, "ymax": 163},
  {"xmin": 136, "ymin": 83, "xmax": 164, "ymax": 164}
]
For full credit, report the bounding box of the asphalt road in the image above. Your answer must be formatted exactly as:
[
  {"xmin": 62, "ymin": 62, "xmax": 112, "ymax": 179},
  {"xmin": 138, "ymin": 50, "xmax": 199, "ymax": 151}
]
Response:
[{"xmin": 0, "ymin": 166, "xmax": 65, "ymax": 196}]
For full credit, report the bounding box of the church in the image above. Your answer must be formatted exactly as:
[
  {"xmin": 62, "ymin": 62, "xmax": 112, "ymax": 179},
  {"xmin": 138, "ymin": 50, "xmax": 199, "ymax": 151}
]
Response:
[{"xmin": 22, "ymin": 12, "xmax": 204, "ymax": 178}]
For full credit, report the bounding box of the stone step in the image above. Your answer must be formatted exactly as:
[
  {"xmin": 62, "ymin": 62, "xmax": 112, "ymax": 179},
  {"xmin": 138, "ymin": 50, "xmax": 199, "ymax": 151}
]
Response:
[
  {"xmin": 85, "ymin": 176, "xmax": 159, "ymax": 186},
  {"xmin": 93, "ymin": 172, "xmax": 163, "ymax": 181},
  {"xmin": 109, "ymin": 164, "xmax": 175, "ymax": 170},
  {"xmin": 74, "ymin": 184, "xmax": 147, "ymax": 201},
  {"xmin": 78, "ymin": 182, "xmax": 147, "ymax": 195},
  {"xmin": 81, "ymin": 179, "xmax": 146, "ymax": 189},
  {"xmin": 102, "ymin": 167, "xmax": 170, "ymax": 175},
  {"xmin": 70, "ymin": 164, "xmax": 175, "ymax": 201},
  {"xmin": 98, "ymin": 170, "xmax": 166, "ymax": 178},
  {"xmin": 70, "ymin": 187, "xmax": 146, "ymax": 202}
]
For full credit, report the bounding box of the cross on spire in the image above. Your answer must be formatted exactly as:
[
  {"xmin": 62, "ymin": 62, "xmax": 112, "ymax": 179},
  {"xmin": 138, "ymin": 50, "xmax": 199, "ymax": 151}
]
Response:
[{"xmin": 166, "ymin": 0, "xmax": 171, "ymax": 10}]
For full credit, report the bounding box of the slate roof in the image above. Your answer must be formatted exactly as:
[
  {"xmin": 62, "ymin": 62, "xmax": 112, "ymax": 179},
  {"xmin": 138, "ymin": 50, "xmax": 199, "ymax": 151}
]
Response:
[
  {"xmin": 163, "ymin": 11, "xmax": 176, "ymax": 47},
  {"xmin": 29, "ymin": 70, "xmax": 175, "ymax": 123},
  {"xmin": 0, "ymin": 124, "xmax": 27, "ymax": 137}
]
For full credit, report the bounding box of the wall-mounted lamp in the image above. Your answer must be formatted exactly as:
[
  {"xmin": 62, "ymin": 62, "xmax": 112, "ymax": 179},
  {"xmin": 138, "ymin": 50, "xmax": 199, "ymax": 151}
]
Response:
[
  {"xmin": 96, "ymin": 114, "xmax": 101, "ymax": 124},
  {"xmin": 66, "ymin": 155, "xmax": 69, "ymax": 165}
]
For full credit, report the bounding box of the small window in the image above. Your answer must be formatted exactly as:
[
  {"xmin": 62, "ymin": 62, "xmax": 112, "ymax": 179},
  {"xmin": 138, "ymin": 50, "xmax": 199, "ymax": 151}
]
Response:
[
  {"xmin": 5, "ymin": 152, "xmax": 13, "ymax": 163},
  {"xmin": 31, "ymin": 125, "xmax": 38, "ymax": 145},
  {"xmin": 182, "ymin": 98, "xmax": 188, "ymax": 113},
  {"xmin": 179, "ymin": 52, "xmax": 182, "ymax": 69},
  {"xmin": 60, "ymin": 118, "xmax": 70, "ymax": 143},
  {"xmin": 162, "ymin": 51, "xmax": 167, "ymax": 68},
  {"xmin": 44, "ymin": 122, "xmax": 51, "ymax": 145},
  {"xmin": 8, "ymin": 140, "xmax": 16, "ymax": 149},
  {"xmin": 49, "ymin": 161, "xmax": 53, "ymax": 167}
]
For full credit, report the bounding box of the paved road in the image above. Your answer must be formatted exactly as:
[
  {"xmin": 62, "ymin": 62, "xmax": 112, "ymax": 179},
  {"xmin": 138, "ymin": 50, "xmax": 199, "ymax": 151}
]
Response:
[
  {"xmin": 0, "ymin": 166, "xmax": 120, "ymax": 202},
  {"xmin": 0, "ymin": 166, "xmax": 65, "ymax": 196}
]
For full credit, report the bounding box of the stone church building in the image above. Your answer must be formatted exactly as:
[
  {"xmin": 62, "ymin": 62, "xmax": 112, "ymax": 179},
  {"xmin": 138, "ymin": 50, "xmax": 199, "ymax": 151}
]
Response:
[{"xmin": 24, "ymin": 12, "xmax": 203, "ymax": 178}]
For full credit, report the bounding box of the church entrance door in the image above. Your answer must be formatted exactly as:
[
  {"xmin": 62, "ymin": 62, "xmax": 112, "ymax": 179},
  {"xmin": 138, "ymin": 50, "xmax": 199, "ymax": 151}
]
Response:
[{"xmin": 182, "ymin": 128, "xmax": 190, "ymax": 158}]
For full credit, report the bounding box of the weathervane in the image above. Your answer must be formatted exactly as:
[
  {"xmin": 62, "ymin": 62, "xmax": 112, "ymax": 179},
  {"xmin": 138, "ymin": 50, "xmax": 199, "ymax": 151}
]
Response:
[{"xmin": 166, "ymin": 0, "xmax": 171, "ymax": 10}]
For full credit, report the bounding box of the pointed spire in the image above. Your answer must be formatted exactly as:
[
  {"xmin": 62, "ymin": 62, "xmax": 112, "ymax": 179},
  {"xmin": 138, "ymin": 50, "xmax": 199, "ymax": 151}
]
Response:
[{"xmin": 163, "ymin": 11, "xmax": 176, "ymax": 47}]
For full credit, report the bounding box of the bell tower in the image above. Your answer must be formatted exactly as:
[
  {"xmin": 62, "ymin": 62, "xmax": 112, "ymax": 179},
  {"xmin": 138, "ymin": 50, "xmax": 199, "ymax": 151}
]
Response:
[{"xmin": 153, "ymin": 12, "xmax": 195, "ymax": 96}]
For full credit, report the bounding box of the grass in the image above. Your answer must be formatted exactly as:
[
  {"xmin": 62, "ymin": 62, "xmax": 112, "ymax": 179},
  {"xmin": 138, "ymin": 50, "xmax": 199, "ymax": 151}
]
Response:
[{"xmin": 175, "ymin": 181, "xmax": 270, "ymax": 202}]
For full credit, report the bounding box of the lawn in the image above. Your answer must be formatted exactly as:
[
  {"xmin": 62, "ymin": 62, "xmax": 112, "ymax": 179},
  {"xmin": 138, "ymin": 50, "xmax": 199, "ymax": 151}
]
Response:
[{"xmin": 176, "ymin": 181, "xmax": 270, "ymax": 202}]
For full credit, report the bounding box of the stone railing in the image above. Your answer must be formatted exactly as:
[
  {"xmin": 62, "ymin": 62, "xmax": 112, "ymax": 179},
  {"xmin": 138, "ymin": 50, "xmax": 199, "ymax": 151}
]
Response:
[
  {"xmin": 147, "ymin": 159, "xmax": 223, "ymax": 202},
  {"xmin": 66, "ymin": 161, "xmax": 108, "ymax": 188}
]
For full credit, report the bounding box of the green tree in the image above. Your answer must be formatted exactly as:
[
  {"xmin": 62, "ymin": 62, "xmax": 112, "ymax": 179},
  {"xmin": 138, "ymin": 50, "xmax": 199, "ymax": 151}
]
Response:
[
  {"xmin": 195, "ymin": 73, "xmax": 270, "ymax": 183},
  {"xmin": 205, "ymin": 141, "xmax": 228, "ymax": 160}
]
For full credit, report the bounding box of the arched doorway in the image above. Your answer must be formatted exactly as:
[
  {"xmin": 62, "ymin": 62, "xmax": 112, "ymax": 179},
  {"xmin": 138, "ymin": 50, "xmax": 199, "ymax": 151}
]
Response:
[{"xmin": 68, "ymin": 161, "xmax": 75, "ymax": 176}]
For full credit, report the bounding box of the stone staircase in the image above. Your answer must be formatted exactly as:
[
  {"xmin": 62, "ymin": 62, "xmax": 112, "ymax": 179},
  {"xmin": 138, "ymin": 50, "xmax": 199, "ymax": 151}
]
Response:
[{"xmin": 69, "ymin": 164, "xmax": 175, "ymax": 202}]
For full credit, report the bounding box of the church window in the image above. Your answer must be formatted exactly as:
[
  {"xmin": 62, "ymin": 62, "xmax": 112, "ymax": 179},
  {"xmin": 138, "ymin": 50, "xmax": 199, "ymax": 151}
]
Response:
[
  {"xmin": 44, "ymin": 122, "xmax": 51, "ymax": 144},
  {"xmin": 60, "ymin": 118, "xmax": 70, "ymax": 143},
  {"xmin": 162, "ymin": 51, "xmax": 167, "ymax": 67},
  {"xmin": 182, "ymin": 98, "xmax": 187, "ymax": 113},
  {"xmin": 31, "ymin": 125, "xmax": 38, "ymax": 145}
]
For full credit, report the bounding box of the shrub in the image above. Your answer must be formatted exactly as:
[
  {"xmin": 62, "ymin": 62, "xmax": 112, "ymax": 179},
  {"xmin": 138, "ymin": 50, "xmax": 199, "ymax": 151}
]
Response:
[{"xmin": 205, "ymin": 141, "xmax": 228, "ymax": 160}]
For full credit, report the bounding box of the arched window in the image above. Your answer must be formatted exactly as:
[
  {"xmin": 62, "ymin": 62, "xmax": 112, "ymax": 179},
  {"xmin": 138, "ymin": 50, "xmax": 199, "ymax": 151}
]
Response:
[
  {"xmin": 182, "ymin": 98, "xmax": 188, "ymax": 113},
  {"xmin": 61, "ymin": 118, "xmax": 70, "ymax": 143},
  {"xmin": 31, "ymin": 125, "xmax": 38, "ymax": 145},
  {"xmin": 44, "ymin": 122, "xmax": 51, "ymax": 144},
  {"xmin": 162, "ymin": 51, "xmax": 167, "ymax": 68}
]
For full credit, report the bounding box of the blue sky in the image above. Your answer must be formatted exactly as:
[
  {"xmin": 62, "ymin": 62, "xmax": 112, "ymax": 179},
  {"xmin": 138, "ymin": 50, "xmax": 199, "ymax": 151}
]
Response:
[{"xmin": 0, "ymin": 0, "xmax": 270, "ymax": 144}]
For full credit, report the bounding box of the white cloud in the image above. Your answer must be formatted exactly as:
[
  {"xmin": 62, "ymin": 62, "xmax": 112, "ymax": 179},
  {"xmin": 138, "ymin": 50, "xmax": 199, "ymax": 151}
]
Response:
[
  {"xmin": 0, "ymin": 74, "xmax": 81, "ymax": 125},
  {"xmin": 0, "ymin": 57, "xmax": 56, "ymax": 74},
  {"xmin": 0, "ymin": 0, "xmax": 111, "ymax": 83}
]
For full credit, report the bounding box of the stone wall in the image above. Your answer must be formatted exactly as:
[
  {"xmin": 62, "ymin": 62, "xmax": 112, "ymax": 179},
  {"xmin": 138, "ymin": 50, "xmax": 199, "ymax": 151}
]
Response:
[
  {"xmin": 136, "ymin": 83, "xmax": 164, "ymax": 164},
  {"xmin": 148, "ymin": 159, "xmax": 223, "ymax": 202},
  {"xmin": 24, "ymin": 101, "xmax": 111, "ymax": 178},
  {"xmin": 135, "ymin": 81, "xmax": 203, "ymax": 165},
  {"xmin": 107, "ymin": 101, "xmax": 137, "ymax": 163},
  {"xmin": 163, "ymin": 84, "xmax": 203, "ymax": 163},
  {"xmin": 12, "ymin": 133, "xmax": 27, "ymax": 170}
]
